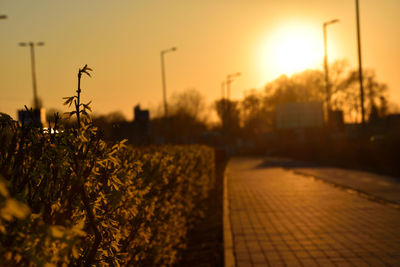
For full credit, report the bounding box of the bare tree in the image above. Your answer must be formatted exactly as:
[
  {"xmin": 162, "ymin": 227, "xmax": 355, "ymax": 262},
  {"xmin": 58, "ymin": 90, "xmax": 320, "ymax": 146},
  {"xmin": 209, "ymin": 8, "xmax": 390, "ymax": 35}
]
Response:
[
  {"xmin": 261, "ymin": 61, "xmax": 389, "ymax": 123},
  {"xmin": 169, "ymin": 88, "xmax": 206, "ymax": 121},
  {"xmin": 240, "ymin": 90, "xmax": 273, "ymax": 137},
  {"xmin": 152, "ymin": 88, "xmax": 208, "ymax": 143},
  {"xmin": 330, "ymin": 66, "xmax": 388, "ymax": 122}
]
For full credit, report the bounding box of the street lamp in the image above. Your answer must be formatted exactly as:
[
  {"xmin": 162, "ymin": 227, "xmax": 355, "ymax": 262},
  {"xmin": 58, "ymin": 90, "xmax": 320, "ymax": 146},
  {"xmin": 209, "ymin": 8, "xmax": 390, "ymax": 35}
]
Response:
[
  {"xmin": 226, "ymin": 72, "xmax": 241, "ymax": 101},
  {"xmin": 223, "ymin": 72, "xmax": 241, "ymax": 134},
  {"xmin": 323, "ymin": 19, "xmax": 339, "ymax": 114},
  {"xmin": 355, "ymin": 0, "xmax": 365, "ymax": 125},
  {"xmin": 19, "ymin": 42, "xmax": 45, "ymax": 110},
  {"xmin": 160, "ymin": 46, "xmax": 177, "ymax": 117},
  {"xmin": 221, "ymin": 81, "xmax": 225, "ymax": 99}
]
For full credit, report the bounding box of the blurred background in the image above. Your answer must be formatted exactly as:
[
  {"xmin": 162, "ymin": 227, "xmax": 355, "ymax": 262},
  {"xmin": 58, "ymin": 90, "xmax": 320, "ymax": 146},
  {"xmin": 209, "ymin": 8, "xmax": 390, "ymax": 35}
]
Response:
[
  {"xmin": 0, "ymin": 0, "xmax": 398, "ymax": 120},
  {"xmin": 1, "ymin": 0, "xmax": 400, "ymax": 176}
]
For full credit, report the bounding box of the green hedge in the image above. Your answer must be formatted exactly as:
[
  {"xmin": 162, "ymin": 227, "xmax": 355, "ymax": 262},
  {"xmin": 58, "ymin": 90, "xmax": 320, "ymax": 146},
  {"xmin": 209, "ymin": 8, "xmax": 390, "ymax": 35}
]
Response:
[{"xmin": 0, "ymin": 113, "xmax": 215, "ymax": 266}]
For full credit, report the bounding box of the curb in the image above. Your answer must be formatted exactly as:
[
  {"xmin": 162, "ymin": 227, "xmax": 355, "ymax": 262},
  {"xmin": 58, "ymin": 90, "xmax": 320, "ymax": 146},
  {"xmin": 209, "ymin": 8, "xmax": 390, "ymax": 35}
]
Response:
[
  {"xmin": 292, "ymin": 169, "xmax": 400, "ymax": 210},
  {"xmin": 223, "ymin": 166, "xmax": 236, "ymax": 267}
]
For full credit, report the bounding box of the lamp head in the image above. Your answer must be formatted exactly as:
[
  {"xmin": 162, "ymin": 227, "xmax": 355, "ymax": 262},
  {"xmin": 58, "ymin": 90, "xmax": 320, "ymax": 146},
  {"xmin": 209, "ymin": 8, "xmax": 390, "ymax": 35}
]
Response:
[
  {"xmin": 161, "ymin": 46, "xmax": 177, "ymax": 54},
  {"xmin": 324, "ymin": 19, "xmax": 340, "ymax": 26}
]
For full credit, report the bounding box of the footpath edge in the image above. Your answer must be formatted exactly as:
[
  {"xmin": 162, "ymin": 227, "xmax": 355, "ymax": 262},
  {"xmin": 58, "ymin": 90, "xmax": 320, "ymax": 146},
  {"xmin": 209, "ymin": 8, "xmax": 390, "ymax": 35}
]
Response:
[{"xmin": 223, "ymin": 165, "xmax": 236, "ymax": 267}]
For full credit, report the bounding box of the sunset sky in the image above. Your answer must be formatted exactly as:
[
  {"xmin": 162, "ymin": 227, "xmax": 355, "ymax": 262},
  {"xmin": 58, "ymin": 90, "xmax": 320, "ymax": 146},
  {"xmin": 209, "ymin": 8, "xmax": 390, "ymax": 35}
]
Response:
[{"xmin": 0, "ymin": 0, "xmax": 399, "ymax": 120}]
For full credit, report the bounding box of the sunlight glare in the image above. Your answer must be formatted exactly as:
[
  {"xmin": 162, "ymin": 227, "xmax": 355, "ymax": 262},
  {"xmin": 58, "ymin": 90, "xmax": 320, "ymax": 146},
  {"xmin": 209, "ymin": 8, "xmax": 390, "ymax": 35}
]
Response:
[{"xmin": 259, "ymin": 24, "xmax": 324, "ymax": 78}]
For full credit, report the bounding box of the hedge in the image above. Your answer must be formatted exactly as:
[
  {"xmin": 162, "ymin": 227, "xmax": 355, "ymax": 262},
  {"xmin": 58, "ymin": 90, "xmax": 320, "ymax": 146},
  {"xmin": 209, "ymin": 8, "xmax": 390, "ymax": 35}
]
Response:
[{"xmin": 0, "ymin": 113, "xmax": 215, "ymax": 266}]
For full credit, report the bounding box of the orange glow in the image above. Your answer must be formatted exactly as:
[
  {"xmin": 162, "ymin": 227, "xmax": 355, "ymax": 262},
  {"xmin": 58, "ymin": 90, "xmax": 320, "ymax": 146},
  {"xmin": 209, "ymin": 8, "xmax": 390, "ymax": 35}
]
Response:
[
  {"xmin": 0, "ymin": 1, "xmax": 399, "ymax": 119},
  {"xmin": 259, "ymin": 23, "xmax": 324, "ymax": 77}
]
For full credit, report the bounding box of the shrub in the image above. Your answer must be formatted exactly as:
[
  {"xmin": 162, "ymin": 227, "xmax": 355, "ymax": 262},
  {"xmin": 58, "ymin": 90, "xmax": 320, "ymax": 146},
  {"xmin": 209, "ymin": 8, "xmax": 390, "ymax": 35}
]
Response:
[{"xmin": 0, "ymin": 65, "xmax": 215, "ymax": 266}]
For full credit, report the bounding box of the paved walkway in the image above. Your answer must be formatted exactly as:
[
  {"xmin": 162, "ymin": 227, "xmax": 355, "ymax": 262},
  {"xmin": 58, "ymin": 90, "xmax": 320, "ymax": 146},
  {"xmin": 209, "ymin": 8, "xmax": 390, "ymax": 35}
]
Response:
[{"xmin": 226, "ymin": 158, "xmax": 400, "ymax": 267}]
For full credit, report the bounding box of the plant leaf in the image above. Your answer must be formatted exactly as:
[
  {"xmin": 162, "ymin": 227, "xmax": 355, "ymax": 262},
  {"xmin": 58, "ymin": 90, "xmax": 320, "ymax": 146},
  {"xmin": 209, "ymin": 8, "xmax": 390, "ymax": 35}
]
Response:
[
  {"xmin": 80, "ymin": 64, "xmax": 93, "ymax": 77},
  {"xmin": 63, "ymin": 96, "xmax": 75, "ymax": 106}
]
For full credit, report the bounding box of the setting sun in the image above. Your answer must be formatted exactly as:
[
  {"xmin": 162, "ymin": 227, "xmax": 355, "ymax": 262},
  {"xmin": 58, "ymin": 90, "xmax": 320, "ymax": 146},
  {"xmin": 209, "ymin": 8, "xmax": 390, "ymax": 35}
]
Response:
[{"xmin": 259, "ymin": 23, "xmax": 324, "ymax": 78}]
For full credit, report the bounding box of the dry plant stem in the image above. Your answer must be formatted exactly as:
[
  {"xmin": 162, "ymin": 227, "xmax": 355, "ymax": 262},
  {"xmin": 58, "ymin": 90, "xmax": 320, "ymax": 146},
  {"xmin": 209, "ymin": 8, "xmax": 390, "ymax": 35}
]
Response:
[
  {"xmin": 76, "ymin": 69, "xmax": 82, "ymax": 128},
  {"xmin": 81, "ymin": 185, "xmax": 102, "ymax": 266},
  {"xmin": 73, "ymin": 65, "xmax": 101, "ymax": 266}
]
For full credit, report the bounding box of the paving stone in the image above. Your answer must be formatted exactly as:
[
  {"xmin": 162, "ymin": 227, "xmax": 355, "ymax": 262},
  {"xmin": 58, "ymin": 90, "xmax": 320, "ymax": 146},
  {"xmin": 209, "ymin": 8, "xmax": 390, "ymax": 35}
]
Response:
[
  {"xmin": 315, "ymin": 259, "xmax": 336, "ymax": 266},
  {"xmin": 347, "ymin": 258, "xmax": 370, "ymax": 267},
  {"xmin": 235, "ymin": 251, "xmax": 251, "ymax": 261},
  {"xmin": 264, "ymin": 251, "xmax": 281, "ymax": 261},
  {"xmin": 267, "ymin": 259, "xmax": 285, "ymax": 266},
  {"xmin": 308, "ymin": 250, "xmax": 326, "ymax": 259},
  {"xmin": 299, "ymin": 258, "xmax": 319, "ymax": 266},
  {"xmin": 227, "ymin": 158, "xmax": 400, "ymax": 267},
  {"xmin": 250, "ymin": 253, "xmax": 266, "ymax": 264},
  {"xmin": 236, "ymin": 261, "xmax": 252, "ymax": 267}
]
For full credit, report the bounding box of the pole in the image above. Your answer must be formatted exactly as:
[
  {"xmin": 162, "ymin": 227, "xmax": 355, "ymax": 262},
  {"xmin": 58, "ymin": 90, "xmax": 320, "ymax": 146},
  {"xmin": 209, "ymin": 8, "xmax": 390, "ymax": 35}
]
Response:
[
  {"xmin": 20, "ymin": 41, "xmax": 44, "ymax": 110},
  {"xmin": 221, "ymin": 81, "xmax": 225, "ymax": 99},
  {"xmin": 355, "ymin": 0, "xmax": 365, "ymax": 125},
  {"xmin": 221, "ymin": 81, "xmax": 225, "ymax": 128},
  {"xmin": 160, "ymin": 51, "xmax": 168, "ymax": 117},
  {"xmin": 323, "ymin": 24, "xmax": 330, "ymax": 112},
  {"xmin": 225, "ymin": 72, "xmax": 241, "ymax": 101},
  {"xmin": 322, "ymin": 19, "xmax": 339, "ymax": 119},
  {"xmin": 220, "ymin": 81, "xmax": 227, "ymax": 134},
  {"xmin": 29, "ymin": 42, "xmax": 39, "ymax": 110},
  {"xmin": 160, "ymin": 47, "xmax": 177, "ymax": 118},
  {"xmin": 224, "ymin": 72, "xmax": 241, "ymax": 136},
  {"xmin": 226, "ymin": 79, "xmax": 231, "ymax": 101},
  {"xmin": 225, "ymin": 77, "xmax": 231, "ymax": 137},
  {"xmin": 225, "ymin": 77, "xmax": 233, "ymax": 133}
]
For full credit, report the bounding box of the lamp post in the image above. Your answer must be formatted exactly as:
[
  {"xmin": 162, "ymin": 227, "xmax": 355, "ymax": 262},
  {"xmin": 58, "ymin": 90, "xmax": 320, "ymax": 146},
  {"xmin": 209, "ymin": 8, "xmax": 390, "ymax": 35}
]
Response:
[
  {"xmin": 226, "ymin": 72, "xmax": 241, "ymax": 101},
  {"xmin": 323, "ymin": 19, "xmax": 339, "ymax": 114},
  {"xmin": 221, "ymin": 81, "xmax": 225, "ymax": 99},
  {"xmin": 224, "ymin": 72, "xmax": 241, "ymax": 135},
  {"xmin": 19, "ymin": 42, "xmax": 45, "ymax": 110},
  {"xmin": 355, "ymin": 0, "xmax": 365, "ymax": 125},
  {"xmin": 160, "ymin": 46, "xmax": 177, "ymax": 118}
]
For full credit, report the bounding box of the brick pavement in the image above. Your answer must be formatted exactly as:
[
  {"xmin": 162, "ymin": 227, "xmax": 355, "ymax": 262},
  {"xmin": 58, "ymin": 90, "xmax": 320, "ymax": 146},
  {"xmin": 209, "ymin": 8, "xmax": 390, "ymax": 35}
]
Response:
[
  {"xmin": 226, "ymin": 158, "xmax": 400, "ymax": 267},
  {"xmin": 292, "ymin": 166, "xmax": 400, "ymax": 205}
]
